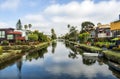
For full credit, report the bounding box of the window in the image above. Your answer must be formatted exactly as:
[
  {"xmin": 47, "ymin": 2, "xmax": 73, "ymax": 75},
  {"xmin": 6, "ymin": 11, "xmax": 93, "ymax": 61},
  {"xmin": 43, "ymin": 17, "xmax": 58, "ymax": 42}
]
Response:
[
  {"xmin": 7, "ymin": 35, "xmax": 13, "ymax": 40},
  {"xmin": 0, "ymin": 31, "xmax": 5, "ymax": 38}
]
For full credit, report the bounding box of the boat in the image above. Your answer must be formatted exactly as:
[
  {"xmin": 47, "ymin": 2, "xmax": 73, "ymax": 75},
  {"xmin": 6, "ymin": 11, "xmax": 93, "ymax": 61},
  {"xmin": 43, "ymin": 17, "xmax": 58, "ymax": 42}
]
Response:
[
  {"xmin": 83, "ymin": 53, "xmax": 98, "ymax": 57},
  {"xmin": 108, "ymin": 61, "xmax": 120, "ymax": 72}
]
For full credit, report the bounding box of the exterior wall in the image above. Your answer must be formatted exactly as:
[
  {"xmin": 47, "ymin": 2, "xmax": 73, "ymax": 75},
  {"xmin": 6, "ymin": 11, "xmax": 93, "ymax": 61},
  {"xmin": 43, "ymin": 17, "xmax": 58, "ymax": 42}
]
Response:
[
  {"xmin": 110, "ymin": 20, "xmax": 120, "ymax": 37},
  {"xmin": 98, "ymin": 32, "xmax": 112, "ymax": 38},
  {"xmin": 0, "ymin": 28, "xmax": 14, "ymax": 42},
  {"xmin": 0, "ymin": 28, "xmax": 24, "ymax": 42},
  {"xmin": 111, "ymin": 21, "xmax": 120, "ymax": 30},
  {"xmin": 96, "ymin": 27, "xmax": 112, "ymax": 38},
  {"xmin": 15, "ymin": 30, "xmax": 28, "ymax": 40}
]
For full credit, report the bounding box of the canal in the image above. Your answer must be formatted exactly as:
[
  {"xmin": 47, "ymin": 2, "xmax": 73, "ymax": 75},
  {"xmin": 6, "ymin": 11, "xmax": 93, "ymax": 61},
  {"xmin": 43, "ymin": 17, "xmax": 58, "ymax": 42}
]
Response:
[{"xmin": 0, "ymin": 41, "xmax": 119, "ymax": 79}]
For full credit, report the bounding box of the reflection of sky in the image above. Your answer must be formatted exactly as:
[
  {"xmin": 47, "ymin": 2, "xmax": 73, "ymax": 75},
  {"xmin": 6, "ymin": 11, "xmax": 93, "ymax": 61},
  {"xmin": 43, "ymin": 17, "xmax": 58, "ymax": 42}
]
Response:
[{"xmin": 0, "ymin": 42, "xmax": 118, "ymax": 79}]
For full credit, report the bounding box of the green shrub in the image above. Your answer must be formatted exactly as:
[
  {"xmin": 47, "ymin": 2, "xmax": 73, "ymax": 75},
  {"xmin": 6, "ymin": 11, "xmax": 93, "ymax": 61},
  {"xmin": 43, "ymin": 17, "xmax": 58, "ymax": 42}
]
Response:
[
  {"xmin": 1, "ymin": 40, "xmax": 9, "ymax": 45},
  {"xmin": 28, "ymin": 34, "xmax": 38, "ymax": 41},
  {"xmin": 16, "ymin": 40, "xmax": 22, "ymax": 45}
]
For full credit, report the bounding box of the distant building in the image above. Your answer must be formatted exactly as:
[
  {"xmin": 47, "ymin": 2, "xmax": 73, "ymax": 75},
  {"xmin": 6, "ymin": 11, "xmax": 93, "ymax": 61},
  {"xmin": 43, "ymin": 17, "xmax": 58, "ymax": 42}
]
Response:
[
  {"xmin": 96, "ymin": 24, "xmax": 112, "ymax": 38},
  {"xmin": 111, "ymin": 20, "xmax": 120, "ymax": 37},
  {"xmin": 0, "ymin": 28, "xmax": 25, "ymax": 42}
]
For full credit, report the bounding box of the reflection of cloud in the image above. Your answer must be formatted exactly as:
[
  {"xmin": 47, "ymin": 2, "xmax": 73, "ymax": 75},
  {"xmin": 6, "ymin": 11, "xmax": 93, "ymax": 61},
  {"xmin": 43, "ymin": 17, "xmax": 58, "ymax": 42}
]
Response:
[
  {"xmin": 42, "ymin": 42, "xmax": 112, "ymax": 78},
  {"xmin": 20, "ymin": 42, "xmax": 113, "ymax": 79},
  {"xmin": 24, "ymin": 59, "xmax": 44, "ymax": 66}
]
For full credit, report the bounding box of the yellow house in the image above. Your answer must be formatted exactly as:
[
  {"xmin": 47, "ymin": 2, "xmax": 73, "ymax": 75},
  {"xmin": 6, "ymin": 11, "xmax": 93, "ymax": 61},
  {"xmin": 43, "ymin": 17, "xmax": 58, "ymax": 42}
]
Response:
[
  {"xmin": 110, "ymin": 20, "xmax": 120, "ymax": 37},
  {"xmin": 111, "ymin": 20, "xmax": 120, "ymax": 30}
]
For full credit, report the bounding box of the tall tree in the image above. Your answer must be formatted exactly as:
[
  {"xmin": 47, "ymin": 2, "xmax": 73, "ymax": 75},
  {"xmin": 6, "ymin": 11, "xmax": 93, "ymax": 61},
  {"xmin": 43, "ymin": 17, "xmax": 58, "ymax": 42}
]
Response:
[
  {"xmin": 51, "ymin": 28, "xmax": 57, "ymax": 39},
  {"xmin": 16, "ymin": 19, "xmax": 22, "ymax": 30},
  {"xmin": 81, "ymin": 21, "xmax": 94, "ymax": 33}
]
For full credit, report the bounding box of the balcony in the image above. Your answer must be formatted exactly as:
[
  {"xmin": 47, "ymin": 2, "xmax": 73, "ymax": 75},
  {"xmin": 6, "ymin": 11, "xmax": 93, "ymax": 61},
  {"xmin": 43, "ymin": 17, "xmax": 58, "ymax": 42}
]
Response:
[{"xmin": 98, "ymin": 33, "xmax": 112, "ymax": 38}]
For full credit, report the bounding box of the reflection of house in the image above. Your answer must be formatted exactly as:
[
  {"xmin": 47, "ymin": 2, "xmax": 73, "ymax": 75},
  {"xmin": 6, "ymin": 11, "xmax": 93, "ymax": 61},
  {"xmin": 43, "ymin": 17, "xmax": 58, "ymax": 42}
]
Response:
[
  {"xmin": 111, "ymin": 20, "xmax": 120, "ymax": 37},
  {"xmin": 96, "ymin": 24, "xmax": 112, "ymax": 38},
  {"xmin": 0, "ymin": 28, "xmax": 25, "ymax": 42}
]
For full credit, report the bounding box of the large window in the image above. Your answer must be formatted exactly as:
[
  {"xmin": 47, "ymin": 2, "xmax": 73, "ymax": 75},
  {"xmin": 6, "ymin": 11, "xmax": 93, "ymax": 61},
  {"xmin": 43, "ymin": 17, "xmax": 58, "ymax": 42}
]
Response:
[
  {"xmin": 0, "ymin": 31, "xmax": 5, "ymax": 38},
  {"xmin": 7, "ymin": 35, "xmax": 13, "ymax": 40}
]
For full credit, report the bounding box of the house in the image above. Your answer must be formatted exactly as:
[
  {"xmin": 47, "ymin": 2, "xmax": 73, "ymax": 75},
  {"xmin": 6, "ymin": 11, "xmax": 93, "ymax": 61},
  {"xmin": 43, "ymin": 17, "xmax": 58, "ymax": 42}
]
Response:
[
  {"xmin": 96, "ymin": 24, "xmax": 112, "ymax": 38},
  {"xmin": 89, "ymin": 27, "xmax": 96, "ymax": 38},
  {"xmin": 0, "ymin": 28, "xmax": 25, "ymax": 42},
  {"xmin": 110, "ymin": 20, "xmax": 120, "ymax": 37}
]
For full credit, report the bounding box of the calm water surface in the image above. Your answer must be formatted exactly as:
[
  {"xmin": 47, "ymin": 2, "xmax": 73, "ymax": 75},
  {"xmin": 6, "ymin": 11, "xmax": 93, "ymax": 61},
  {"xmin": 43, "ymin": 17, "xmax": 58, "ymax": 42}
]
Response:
[{"xmin": 0, "ymin": 41, "xmax": 119, "ymax": 79}]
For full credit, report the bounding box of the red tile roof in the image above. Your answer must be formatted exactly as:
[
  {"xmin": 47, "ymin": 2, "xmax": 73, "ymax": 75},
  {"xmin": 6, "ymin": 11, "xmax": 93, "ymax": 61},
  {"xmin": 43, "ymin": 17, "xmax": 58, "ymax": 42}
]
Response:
[
  {"xmin": 7, "ymin": 31, "xmax": 22, "ymax": 34},
  {"xmin": 15, "ymin": 37, "xmax": 25, "ymax": 40}
]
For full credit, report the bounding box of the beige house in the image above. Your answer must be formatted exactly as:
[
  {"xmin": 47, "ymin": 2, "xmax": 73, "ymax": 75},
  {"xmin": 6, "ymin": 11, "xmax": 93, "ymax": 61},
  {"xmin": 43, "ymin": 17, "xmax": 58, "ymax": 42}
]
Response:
[{"xmin": 96, "ymin": 24, "xmax": 112, "ymax": 38}]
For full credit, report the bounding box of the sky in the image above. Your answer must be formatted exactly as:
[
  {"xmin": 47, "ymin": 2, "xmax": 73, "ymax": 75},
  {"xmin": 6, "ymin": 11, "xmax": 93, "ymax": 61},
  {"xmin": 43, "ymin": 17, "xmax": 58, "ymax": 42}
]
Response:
[{"xmin": 0, "ymin": 0, "xmax": 120, "ymax": 36}]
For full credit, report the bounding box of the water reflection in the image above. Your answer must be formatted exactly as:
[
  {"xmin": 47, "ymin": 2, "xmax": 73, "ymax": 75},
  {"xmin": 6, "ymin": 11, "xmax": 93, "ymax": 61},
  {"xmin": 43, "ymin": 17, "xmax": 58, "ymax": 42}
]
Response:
[
  {"xmin": 16, "ymin": 58, "xmax": 22, "ymax": 79},
  {"xmin": 51, "ymin": 41, "xmax": 57, "ymax": 53},
  {"xmin": 0, "ymin": 57, "xmax": 22, "ymax": 70},
  {"xmin": 0, "ymin": 41, "xmax": 120, "ymax": 79},
  {"xmin": 82, "ymin": 55, "xmax": 97, "ymax": 66},
  {"xmin": 26, "ymin": 47, "xmax": 48, "ymax": 61}
]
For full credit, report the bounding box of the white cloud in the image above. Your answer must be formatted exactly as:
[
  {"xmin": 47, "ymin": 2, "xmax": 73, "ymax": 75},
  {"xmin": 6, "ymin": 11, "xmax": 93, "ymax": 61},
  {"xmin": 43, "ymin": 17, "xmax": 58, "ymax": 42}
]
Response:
[
  {"xmin": 0, "ymin": 0, "xmax": 20, "ymax": 10},
  {"xmin": 0, "ymin": 22, "xmax": 9, "ymax": 28},
  {"xmin": 21, "ymin": 0, "xmax": 120, "ymax": 36}
]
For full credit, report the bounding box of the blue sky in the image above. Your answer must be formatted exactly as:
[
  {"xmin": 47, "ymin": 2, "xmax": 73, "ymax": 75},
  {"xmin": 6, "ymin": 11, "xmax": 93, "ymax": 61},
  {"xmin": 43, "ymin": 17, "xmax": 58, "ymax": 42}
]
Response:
[{"xmin": 0, "ymin": 0, "xmax": 120, "ymax": 35}]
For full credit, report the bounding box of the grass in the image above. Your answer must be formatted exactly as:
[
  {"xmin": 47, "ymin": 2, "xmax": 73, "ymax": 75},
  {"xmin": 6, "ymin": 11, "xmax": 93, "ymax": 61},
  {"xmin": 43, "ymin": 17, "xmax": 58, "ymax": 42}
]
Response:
[
  {"xmin": 0, "ymin": 42, "xmax": 50, "ymax": 64},
  {"xmin": 103, "ymin": 50, "xmax": 120, "ymax": 63},
  {"xmin": 103, "ymin": 50, "xmax": 120, "ymax": 58},
  {"xmin": 75, "ymin": 43, "xmax": 102, "ymax": 53}
]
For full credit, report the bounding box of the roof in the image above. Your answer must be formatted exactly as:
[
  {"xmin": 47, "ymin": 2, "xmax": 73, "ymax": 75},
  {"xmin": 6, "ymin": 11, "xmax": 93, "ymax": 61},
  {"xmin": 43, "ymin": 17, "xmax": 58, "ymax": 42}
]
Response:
[
  {"xmin": 97, "ymin": 24, "xmax": 110, "ymax": 28},
  {"xmin": 112, "ymin": 20, "xmax": 120, "ymax": 23},
  {"xmin": 0, "ymin": 28, "xmax": 14, "ymax": 30},
  {"xmin": 7, "ymin": 31, "xmax": 22, "ymax": 35},
  {"xmin": 15, "ymin": 37, "xmax": 25, "ymax": 40}
]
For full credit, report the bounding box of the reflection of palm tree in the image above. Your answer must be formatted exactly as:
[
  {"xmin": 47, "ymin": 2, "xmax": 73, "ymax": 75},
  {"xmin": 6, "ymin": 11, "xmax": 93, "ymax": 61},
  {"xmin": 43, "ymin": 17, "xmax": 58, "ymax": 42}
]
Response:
[
  {"xmin": 16, "ymin": 58, "xmax": 22, "ymax": 79},
  {"xmin": 52, "ymin": 42, "xmax": 57, "ymax": 53}
]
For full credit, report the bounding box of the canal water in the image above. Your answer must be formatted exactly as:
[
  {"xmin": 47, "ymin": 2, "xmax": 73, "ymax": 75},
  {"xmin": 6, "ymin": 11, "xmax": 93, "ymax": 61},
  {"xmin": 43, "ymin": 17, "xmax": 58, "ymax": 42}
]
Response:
[{"xmin": 0, "ymin": 41, "xmax": 119, "ymax": 79}]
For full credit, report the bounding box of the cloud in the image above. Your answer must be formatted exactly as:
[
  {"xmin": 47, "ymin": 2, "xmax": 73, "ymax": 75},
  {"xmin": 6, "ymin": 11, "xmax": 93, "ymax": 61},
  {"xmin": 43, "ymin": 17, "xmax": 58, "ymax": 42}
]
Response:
[
  {"xmin": 21, "ymin": 0, "xmax": 120, "ymax": 36},
  {"xmin": 0, "ymin": 22, "xmax": 9, "ymax": 28},
  {"xmin": 0, "ymin": 0, "xmax": 20, "ymax": 10}
]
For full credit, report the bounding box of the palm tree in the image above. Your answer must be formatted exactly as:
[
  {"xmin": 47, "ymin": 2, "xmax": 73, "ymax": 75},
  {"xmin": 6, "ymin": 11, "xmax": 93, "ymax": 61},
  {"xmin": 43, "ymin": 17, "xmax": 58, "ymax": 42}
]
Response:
[
  {"xmin": 28, "ymin": 24, "xmax": 32, "ymax": 30},
  {"xmin": 24, "ymin": 25, "xmax": 28, "ymax": 30}
]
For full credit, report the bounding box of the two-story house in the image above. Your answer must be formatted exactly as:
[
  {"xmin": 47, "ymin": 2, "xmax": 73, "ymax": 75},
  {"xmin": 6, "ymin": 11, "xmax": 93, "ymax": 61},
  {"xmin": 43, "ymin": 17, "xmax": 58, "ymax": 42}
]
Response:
[
  {"xmin": 0, "ymin": 28, "xmax": 25, "ymax": 42},
  {"xmin": 96, "ymin": 24, "xmax": 112, "ymax": 38}
]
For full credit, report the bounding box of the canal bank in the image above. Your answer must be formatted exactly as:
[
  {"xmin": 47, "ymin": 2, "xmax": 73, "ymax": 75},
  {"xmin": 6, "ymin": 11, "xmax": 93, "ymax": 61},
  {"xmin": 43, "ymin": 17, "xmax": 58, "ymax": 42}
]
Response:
[
  {"xmin": 0, "ymin": 42, "xmax": 50, "ymax": 65},
  {"xmin": 66, "ymin": 40, "xmax": 120, "ymax": 64}
]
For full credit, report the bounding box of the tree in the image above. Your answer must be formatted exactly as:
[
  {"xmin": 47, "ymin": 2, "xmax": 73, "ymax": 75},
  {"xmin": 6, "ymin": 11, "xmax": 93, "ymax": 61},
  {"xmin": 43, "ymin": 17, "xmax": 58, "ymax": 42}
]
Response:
[
  {"xmin": 16, "ymin": 19, "xmax": 22, "ymax": 30},
  {"xmin": 28, "ymin": 34, "xmax": 38, "ymax": 41},
  {"xmin": 81, "ymin": 21, "xmax": 94, "ymax": 33},
  {"xmin": 24, "ymin": 25, "xmax": 28, "ymax": 30},
  {"xmin": 68, "ymin": 26, "xmax": 78, "ymax": 41},
  {"xmin": 51, "ymin": 28, "xmax": 57, "ymax": 39},
  {"xmin": 67, "ymin": 24, "xmax": 70, "ymax": 28},
  {"xmin": 28, "ymin": 24, "xmax": 32, "ymax": 29},
  {"xmin": 78, "ymin": 32, "xmax": 90, "ymax": 43},
  {"xmin": 33, "ymin": 30, "xmax": 50, "ymax": 42}
]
